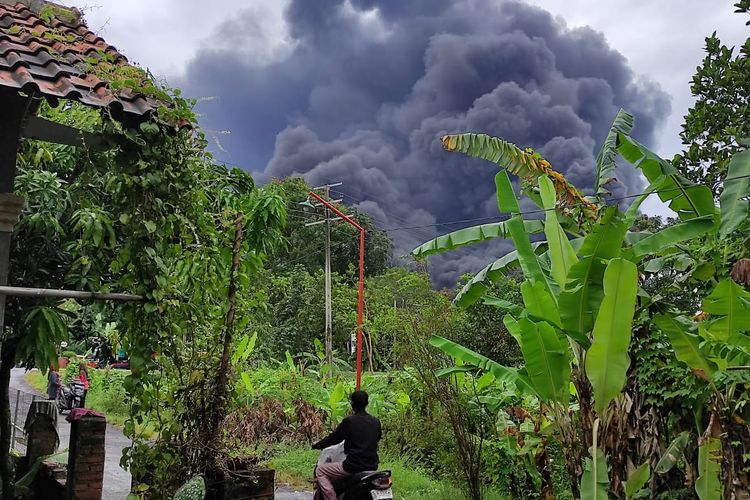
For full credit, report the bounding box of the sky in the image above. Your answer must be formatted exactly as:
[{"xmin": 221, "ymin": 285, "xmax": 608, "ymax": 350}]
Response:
[{"xmin": 62, "ymin": 0, "xmax": 748, "ymax": 285}]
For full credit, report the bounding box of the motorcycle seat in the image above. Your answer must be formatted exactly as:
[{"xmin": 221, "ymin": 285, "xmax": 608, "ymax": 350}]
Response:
[{"xmin": 342, "ymin": 470, "xmax": 389, "ymax": 485}]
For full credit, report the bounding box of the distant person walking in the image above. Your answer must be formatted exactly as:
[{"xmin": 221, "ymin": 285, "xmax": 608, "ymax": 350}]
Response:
[
  {"xmin": 47, "ymin": 367, "xmax": 61, "ymax": 400},
  {"xmin": 78, "ymin": 364, "xmax": 89, "ymax": 407}
]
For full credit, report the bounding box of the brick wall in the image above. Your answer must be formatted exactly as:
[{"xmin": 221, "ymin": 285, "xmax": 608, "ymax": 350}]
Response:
[{"xmin": 66, "ymin": 415, "xmax": 106, "ymax": 500}]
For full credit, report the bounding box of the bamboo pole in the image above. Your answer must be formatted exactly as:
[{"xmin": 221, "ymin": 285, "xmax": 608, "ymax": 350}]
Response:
[{"xmin": 0, "ymin": 286, "xmax": 143, "ymax": 301}]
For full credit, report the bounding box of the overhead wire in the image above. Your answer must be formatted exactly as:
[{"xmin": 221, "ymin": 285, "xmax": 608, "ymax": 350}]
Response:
[{"xmin": 381, "ymin": 173, "xmax": 750, "ymax": 232}]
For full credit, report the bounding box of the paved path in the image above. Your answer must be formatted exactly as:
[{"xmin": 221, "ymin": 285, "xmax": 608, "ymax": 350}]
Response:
[
  {"xmin": 11, "ymin": 368, "xmax": 317, "ymax": 499},
  {"xmin": 10, "ymin": 368, "xmax": 132, "ymax": 500},
  {"xmin": 275, "ymin": 487, "xmax": 313, "ymax": 499}
]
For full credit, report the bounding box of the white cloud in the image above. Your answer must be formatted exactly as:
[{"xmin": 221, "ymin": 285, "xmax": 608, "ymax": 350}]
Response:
[{"xmin": 64, "ymin": 0, "xmax": 290, "ymax": 77}]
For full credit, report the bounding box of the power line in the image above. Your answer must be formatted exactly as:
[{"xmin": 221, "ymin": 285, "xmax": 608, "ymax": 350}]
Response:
[{"xmin": 381, "ymin": 173, "xmax": 750, "ymax": 232}]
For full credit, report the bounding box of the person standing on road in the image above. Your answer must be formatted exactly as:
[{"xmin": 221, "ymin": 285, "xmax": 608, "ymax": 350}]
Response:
[
  {"xmin": 47, "ymin": 367, "xmax": 61, "ymax": 400},
  {"xmin": 78, "ymin": 364, "xmax": 89, "ymax": 408},
  {"xmin": 312, "ymin": 390, "xmax": 382, "ymax": 500}
]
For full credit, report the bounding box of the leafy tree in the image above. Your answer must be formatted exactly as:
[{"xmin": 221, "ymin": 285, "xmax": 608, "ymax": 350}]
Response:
[
  {"xmin": 270, "ymin": 177, "xmax": 393, "ymax": 276},
  {"xmin": 673, "ymin": 4, "xmax": 750, "ymax": 193}
]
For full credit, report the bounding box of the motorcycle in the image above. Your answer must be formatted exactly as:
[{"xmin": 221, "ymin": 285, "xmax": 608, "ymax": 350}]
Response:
[
  {"xmin": 56, "ymin": 380, "xmax": 85, "ymax": 414},
  {"xmin": 313, "ymin": 443, "xmax": 393, "ymax": 500}
]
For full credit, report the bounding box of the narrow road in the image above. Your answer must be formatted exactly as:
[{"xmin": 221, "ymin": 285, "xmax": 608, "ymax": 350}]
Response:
[
  {"xmin": 10, "ymin": 368, "xmax": 132, "ymax": 500},
  {"xmin": 275, "ymin": 488, "xmax": 313, "ymax": 499}
]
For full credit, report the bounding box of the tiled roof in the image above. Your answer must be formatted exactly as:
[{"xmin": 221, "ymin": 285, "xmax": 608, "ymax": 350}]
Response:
[{"xmin": 0, "ymin": 0, "xmax": 159, "ymax": 119}]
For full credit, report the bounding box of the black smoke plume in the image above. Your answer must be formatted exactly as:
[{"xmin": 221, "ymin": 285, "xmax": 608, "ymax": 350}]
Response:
[{"xmin": 179, "ymin": 0, "xmax": 670, "ymax": 287}]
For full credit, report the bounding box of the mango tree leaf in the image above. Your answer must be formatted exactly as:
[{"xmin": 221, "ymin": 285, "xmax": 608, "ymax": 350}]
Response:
[
  {"xmin": 719, "ymin": 148, "xmax": 750, "ymax": 237},
  {"xmin": 701, "ymin": 279, "xmax": 750, "ymax": 340},
  {"xmin": 412, "ymin": 220, "xmax": 544, "ymax": 257},
  {"xmin": 624, "ymin": 462, "xmax": 651, "ymax": 499},
  {"xmin": 559, "ymin": 208, "xmax": 627, "ymax": 335},
  {"xmin": 616, "ymin": 133, "xmax": 716, "ymax": 220},
  {"xmin": 585, "ymin": 258, "xmax": 638, "ymax": 413},
  {"xmin": 595, "ymin": 108, "xmax": 634, "ymax": 195},
  {"xmin": 539, "ymin": 175, "xmax": 578, "ymax": 286},
  {"xmin": 581, "ymin": 448, "xmax": 609, "ymax": 500},
  {"xmin": 504, "ymin": 316, "xmax": 570, "ymax": 404},
  {"xmin": 630, "ymin": 216, "xmax": 715, "ymax": 259},
  {"xmin": 655, "ymin": 431, "xmax": 691, "ymax": 474},
  {"xmin": 654, "ymin": 314, "xmax": 717, "ymax": 380},
  {"xmin": 696, "ymin": 437, "xmax": 723, "ymax": 500},
  {"xmin": 430, "ymin": 335, "xmax": 536, "ymax": 395}
]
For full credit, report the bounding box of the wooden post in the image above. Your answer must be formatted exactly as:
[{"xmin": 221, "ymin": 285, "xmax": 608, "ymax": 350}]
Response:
[{"xmin": 0, "ymin": 89, "xmax": 30, "ymax": 500}]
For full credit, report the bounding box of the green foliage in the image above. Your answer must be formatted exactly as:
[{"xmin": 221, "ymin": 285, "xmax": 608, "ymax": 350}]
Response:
[
  {"xmin": 580, "ymin": 448, "xmax": 608, "ymax": 500},
  {"xmin": 673, "ymin": 25, "xmax": 750, "ymax": 192},
  {"xmin": 594, "ymin": 109, "xmax": 634, "ymax": 195},
  {"xmin": 718, "ymin": 149, "xmax": 750, "ymax": 236},
  {"xmin": 696, "ymin": 438, "xmax": 723, "ymax": 500},
  {"xmin": 586, "ymin": 258, "xmax": 637, "ymax": 412},
  {"xmin": 173, "ymin": 476, "xmax": 206, "ymax": 500},
  {"xmin": 412, "ymin": 220, "xmax": 543, "ymax": 258},
  {"xmin": 623, "ymin": 462, "xmax": 650, "ymax": 499}
]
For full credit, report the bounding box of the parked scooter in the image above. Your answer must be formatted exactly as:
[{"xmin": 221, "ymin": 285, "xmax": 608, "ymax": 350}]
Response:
[
  {"xmin": 56, "ymin": 380, "xmax": 85, "ymax": 414},
  {"xmin": 313, "ymin": 444, "xmax": 393, "ymax": 500}
]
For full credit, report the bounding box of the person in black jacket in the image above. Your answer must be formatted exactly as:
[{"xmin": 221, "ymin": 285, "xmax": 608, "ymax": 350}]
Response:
[{"xmin": 312, "ymin": 390, "xmax": 381, "ymax": 500}]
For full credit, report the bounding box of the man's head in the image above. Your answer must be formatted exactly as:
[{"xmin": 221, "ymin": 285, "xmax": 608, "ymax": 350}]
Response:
[{"xmin": 350, "ymin": 390, "xmax": 369, "ymax": 412}]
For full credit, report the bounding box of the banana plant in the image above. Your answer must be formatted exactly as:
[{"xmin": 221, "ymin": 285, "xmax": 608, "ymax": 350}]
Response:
[{"xmin": 413, "ymin": 109, "xmax": 742, "ymax": 493}]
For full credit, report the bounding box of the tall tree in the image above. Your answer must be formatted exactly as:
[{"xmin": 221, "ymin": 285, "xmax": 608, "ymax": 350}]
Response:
[{"xmin": 673, "ymin": 3, "xmax": 750, "ymax": 193}]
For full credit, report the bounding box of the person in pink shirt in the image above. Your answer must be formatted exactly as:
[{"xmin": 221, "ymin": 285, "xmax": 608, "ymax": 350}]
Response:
[{"xmin": 78, "ymin": 364, "xmax": 89, "ymax": 408}]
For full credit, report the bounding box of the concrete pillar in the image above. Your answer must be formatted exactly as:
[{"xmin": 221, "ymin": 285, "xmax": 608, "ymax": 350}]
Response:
[{"xmin": 66, "ymin": 414, "xmax": 106, "ymax": 500}]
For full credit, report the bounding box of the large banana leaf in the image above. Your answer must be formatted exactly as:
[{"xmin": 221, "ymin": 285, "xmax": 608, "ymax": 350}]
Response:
[
  {"xmin": 504, "ymin": 315, "xmax": 570, "ymax": 404},
  {"xmin": 581, "ymin": 448, "xmax": 609, "ymax": 500},
  {"xmin": 442, "ymin": 132, "xmax": 598, "ymax": 214},
  {"xmin": 695, "ymin": 437, "xmax": 723, "ymax": 500},
  {"xmin": 585, "ymin": 258, "xmax": 638, "ymax": 413},
  {"xmin": 655, "ymin": 431, "xmax": 691, "ymax": 474},
  {"xmin": 539, "ymin": 175, "xmax": 578, "ymax": 286},
  {"xmin": 411, "ymin": 220, "xmax": 543, "ymax": 257},
  {"xmin": 559, "ymin": 208, "xmax": 628, "ymax": 334},
  {"xmin": 629, "ymin": 215, "xmax": 715, "ymax": 259},
  {"xmin": 595, "ymin": 108, "xmax": 634, "ymax": 195},
  {"xmin": 521, "ymin": 280, "xmax": 562, "ymax": 327},
  {"xmin": 701, "ymin": 279, "xmax": 750, "ymax": 340},
  {"xmin": 719, "ymin": 148, "xmax": 750, "ymax": 237},
  {"xmin": 654, "ymin": 314, "xmax": 717, "ymax": 380},
  {"xmin": 624, "ymin": 175, "xmax": 667, "ymax": 225},
  {"xmin": 495, "ymin": 171, "xmax": 552, "ymax": 293},
  {"xmin": 453, "ymin": 242, "xmax": 548, "ymax": 308},
  {"xmin": 429, "ymin": 335, "xmax": 536, "ymax": 395},
  {"xmin": 624, "ymin": 462, "xmax": 650, "ymax": 500},
  {"xmin": 616, "ymin": 134, "xmax": 715, "ymax": 220}
]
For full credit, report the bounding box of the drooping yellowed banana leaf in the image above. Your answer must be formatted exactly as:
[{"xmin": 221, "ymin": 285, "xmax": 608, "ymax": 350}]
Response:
[{"xmin": 441, "ymin": 133, "xmax": 599, "ymax": 218}]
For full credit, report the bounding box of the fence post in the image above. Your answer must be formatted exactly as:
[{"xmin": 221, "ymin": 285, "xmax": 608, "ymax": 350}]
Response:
[{"xmin": 10, "ymin": 389, "xmax": 19, "ymax": 448}]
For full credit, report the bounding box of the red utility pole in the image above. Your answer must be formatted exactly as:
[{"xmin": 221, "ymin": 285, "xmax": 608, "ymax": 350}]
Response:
[{"xmin": 307, "ymin": 191, "xmax": 366, "ymax": 389}]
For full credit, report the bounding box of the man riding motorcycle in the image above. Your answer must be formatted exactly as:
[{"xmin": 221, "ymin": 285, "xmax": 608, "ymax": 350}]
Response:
[{"xmin": 312, "ymin": 390, "xmax": 382, "ymax": 500}]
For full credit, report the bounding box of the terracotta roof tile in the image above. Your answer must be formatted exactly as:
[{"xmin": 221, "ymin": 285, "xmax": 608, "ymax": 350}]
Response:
[{"xmin": 0, "ymin": 0, "xmax": 160, "ymax": 119}]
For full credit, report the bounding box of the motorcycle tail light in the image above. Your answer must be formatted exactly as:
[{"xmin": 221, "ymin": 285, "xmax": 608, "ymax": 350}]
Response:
[{"xmin": 372, "ymin": 476, "xmax": 392, "ymax": 489}]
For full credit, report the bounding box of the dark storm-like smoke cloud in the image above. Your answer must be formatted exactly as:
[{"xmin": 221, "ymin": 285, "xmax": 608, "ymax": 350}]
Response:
[{"xmin": 179, "ymin": 0, "xmax": 670, "ymax": 287}]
